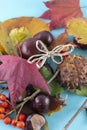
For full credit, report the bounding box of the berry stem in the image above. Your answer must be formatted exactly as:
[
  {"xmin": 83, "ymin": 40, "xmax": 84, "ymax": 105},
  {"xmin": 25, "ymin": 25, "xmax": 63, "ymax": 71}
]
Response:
[
  {"xmin": 16, "ymin": 89, "xmax": 40, "ymax": 120},
  {"xmin": 5, "ymin": 109, "xmax": 15, "ymax": 117},
  {"xmin": 6, "ymin": 99, "xmax": 13, "ymax": 107},
  {"xmin": 16, "ymin": 103, "xmax": 24, "ymax": 121},
  {"xmin": 63, "ymin": 99, "xmax": 87, "ymax": 130},
  {"xmin": 23, "ymin": 89, "xmax": 40, "ymax": 102},
  {"xmin": 5, "ymin": 89, "xmax": 40, "ymax": 118}
]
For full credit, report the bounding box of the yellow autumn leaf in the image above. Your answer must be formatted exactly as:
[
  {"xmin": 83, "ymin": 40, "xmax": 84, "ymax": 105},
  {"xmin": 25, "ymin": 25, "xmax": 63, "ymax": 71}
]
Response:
[
  {"xmin": 9, "ymin": 27, "xmax": 31, "ymax": 46},
  {"xmin": 0, "ymin": 22, "xmax": 13, "ymax": 54},
  {"xmin": 3, "ymin": 16, "xmax": 50, "ymax": 37},
  {"xmin": 0, "ymin": 23, "xmax": 31, "ymax": 55},
  {"xmin": 66, "ymin": 18, "xmax": 87, "ymax": 44}
]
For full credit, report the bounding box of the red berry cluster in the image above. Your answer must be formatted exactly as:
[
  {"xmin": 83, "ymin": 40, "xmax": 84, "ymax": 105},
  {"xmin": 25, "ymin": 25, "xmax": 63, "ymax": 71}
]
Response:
[{"xmin": 0, "ymin": 93, "xmax": 26, "ymax": 129}]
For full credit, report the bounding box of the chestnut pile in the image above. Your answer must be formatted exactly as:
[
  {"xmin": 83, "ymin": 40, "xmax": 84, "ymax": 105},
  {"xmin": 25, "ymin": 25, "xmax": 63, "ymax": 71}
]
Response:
[{"xmin": 19, "ymin": 30, "xmax": 54, "ymax": 59}]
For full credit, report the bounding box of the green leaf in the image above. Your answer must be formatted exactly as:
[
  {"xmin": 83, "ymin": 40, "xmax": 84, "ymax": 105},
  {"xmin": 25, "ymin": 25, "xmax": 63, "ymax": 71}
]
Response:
[
  {"xmin": 48, "ymin": 80, "xmax": 64, "ymax": 96},
  {"xmin": 40, "ymin": 66, "xmax": 64, "ymax": 95},
  {"xmin": 70, "ymin": 86, "xmax": 87, "ymax": 96},
  {"xmin": 40, "ymin": 66, "xmax": 53, "ymax": 80}
]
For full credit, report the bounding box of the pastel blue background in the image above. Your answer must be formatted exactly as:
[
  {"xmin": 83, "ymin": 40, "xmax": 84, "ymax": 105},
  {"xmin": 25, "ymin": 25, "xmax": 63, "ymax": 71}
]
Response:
[{"xmin": 0, "ymin": 0, "xmax": 87, "ymax": 130}]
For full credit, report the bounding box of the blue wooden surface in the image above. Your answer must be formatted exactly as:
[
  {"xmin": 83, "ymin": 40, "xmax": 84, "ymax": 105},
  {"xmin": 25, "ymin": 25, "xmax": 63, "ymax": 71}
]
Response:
[{"xmin": 0, "ymin": 0, "xmax": 87, "ymax": 130}]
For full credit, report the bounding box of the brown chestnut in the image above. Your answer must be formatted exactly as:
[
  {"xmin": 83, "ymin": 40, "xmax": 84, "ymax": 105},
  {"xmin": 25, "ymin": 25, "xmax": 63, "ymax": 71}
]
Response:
[
  {"xmin": 23, "ymin": 114, "xmax": 46, "ymax": 130},
  {"xmin": 34, "ymin": 31, "xmax": 54, "ymax": 47}
]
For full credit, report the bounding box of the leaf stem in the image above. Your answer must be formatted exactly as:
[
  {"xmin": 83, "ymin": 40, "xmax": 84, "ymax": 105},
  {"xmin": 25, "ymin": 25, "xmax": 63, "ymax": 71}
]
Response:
[
  {"xmin": 47, "ymin": 70, "xmax": 59, "ymax": 84},
  {"xmin": 63, "ymin": 99, "xmax": 87, "ymax": 130}
]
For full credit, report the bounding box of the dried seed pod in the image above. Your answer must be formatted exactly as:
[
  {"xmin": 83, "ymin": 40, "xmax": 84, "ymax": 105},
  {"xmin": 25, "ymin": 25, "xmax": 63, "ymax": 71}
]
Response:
[{"xmin": 57, "ymin": 55, "xmax": 87, "ymax": 90}]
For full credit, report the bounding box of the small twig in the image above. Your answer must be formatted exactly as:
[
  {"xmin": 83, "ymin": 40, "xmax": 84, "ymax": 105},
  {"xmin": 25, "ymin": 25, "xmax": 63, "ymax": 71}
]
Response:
[
  {"xmin": 16, "ymin": 89, "xmax": 41, "ymax": 119},
  {"xmin": 16, "ymin": 103, "xmax": 24, "ymax": 121},
  {"xmin": 6, "ymin": 99, "xmax": 13, "ymax": 107},
  {"xmin": 5, "ymin": 109, "xmax": 15, "ymax": 117},
  {"xmin": 63, "ymin": 99, "xmax": 87, "ymax": 130},
  {"xmin": 47, "ymin": 70, "xmax": 59, "ymax": 84},
  {"xmin": 23, "ymin": 89, "xmax": 40, "ymax": 102},
  {"xmin": 5, "ymin": 89, "xmax": 40, "ymax": 117}
]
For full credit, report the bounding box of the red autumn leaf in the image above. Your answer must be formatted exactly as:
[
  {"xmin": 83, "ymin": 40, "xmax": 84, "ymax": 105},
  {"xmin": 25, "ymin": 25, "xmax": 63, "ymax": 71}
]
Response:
[
  {"xmin": 40, "ymin": 0, "xmax": 83, "ymax": 30},
  {"xmin": 0, "ymin": 55, "xmax": 50, "ymax": 106}
]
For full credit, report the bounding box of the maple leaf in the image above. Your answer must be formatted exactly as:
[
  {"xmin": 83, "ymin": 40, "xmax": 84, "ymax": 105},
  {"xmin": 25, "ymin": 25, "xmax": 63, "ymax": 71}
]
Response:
[
  {"xmin": 40, "ymin": 0, "xmax": 83, "ymax": 30},
  {"xmin": 57, "ymin": 55, "xmax": 87, "ymax": 92},
  {"xmin": 0, "ymin": 55, "xmax": 50, "ymax": 106}
]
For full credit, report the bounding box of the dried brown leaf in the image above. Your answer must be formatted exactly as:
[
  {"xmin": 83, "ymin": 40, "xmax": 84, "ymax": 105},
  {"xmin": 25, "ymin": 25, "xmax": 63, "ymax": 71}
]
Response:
[{"xmin": 50, "ymin": 32, "xmax": 68, "ymax": 49}]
